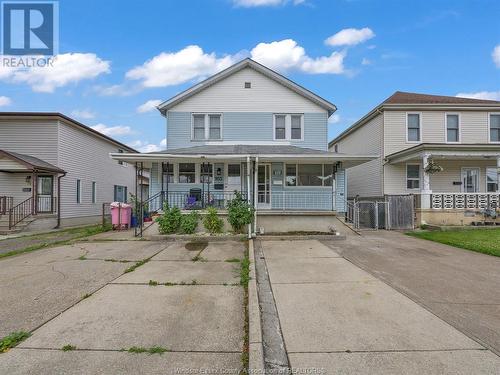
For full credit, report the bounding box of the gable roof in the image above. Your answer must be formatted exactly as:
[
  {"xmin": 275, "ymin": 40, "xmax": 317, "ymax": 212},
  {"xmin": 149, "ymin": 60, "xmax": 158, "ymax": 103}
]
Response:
[
  {"xmin": 384, "ymin": 91, "xmax": 500, "ymax": 105},
  {"xmin": 328, "ymin": 91, "xmax": 500, "ymax": 147},
  {"xmin": 157, "ymin": 58, "xmax": 337, "ymax": 116},
  {"xmin": 0, "ymin": 149, "xmax": 65, "ymax": 173},
  {"xmin": 0, "ymin": 112, "xmax": 137, "ymax": 153}
]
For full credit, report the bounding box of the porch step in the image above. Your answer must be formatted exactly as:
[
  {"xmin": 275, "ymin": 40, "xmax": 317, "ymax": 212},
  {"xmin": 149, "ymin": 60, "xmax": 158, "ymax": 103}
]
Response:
[{"xmin": 0, "ymin": 216, "xmax": 35, "ymax": 235}]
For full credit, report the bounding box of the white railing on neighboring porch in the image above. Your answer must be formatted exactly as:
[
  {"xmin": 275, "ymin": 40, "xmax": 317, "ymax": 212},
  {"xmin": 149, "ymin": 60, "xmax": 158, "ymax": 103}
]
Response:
[{"xmin": 430, "ymin": 193, "xmax": 500, "ymax": 210}]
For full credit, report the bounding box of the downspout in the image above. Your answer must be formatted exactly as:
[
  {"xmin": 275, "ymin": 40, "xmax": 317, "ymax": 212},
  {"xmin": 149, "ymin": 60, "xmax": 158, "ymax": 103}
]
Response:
[
  {"xmin": 55, "ymin": 172, "xmax": 66, "ymax": 228},
  {"xmin": 246, "ymin": 156, "xmax": 251, "ymax": 239},
  {"xmin": 253, "ymin": 157, "xmax": 258, "ymax": 236}
]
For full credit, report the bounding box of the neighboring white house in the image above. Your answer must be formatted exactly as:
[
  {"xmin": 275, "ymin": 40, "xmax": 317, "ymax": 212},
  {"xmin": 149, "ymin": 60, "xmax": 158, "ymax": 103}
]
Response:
[
  {"xmin": 329, "ymin": 91, "xmax": 500, "ymax": 226},
  {"xmin": 0, "ymin": 113, "xmax": 137, "ymax": 232}
]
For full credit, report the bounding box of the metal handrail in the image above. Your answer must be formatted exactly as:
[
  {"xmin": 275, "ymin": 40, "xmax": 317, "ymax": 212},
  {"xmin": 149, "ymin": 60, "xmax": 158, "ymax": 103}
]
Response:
[{"xmin": 9, "ymin": 197, "xmax": 33, "ymax": 229}]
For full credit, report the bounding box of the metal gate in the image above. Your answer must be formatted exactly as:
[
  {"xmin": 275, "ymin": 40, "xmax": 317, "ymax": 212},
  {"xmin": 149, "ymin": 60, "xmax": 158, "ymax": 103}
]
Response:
[{"xmin": 386, "ymin": 195, "xmax": 415, "ymax": 230}]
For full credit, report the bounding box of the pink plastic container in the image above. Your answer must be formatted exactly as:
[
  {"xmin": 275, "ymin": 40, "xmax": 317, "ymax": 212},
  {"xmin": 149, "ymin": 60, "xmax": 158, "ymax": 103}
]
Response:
[{"xmin": 110, "ymin": 202, "xmax": 132, "ymax": 230}]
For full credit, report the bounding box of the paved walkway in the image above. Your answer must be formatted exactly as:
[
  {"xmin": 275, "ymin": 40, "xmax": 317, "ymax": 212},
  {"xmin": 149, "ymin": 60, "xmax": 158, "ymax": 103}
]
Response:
[
  {"xmin": 256, "ymin": 238, "xmax": 500, "ymax": 374},
  {"xmin": 325, "ymin": 226, "xmax": 500, "ymax": 356},
  {"xmin": 0, "ymin": 239, "xmax": 246, "ymax": 374}
]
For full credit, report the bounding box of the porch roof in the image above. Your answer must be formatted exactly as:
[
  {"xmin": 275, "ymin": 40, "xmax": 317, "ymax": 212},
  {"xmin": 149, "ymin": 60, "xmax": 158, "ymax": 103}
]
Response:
[
  {"xmin": 110, "ymin": 144, "xmax": 377, "ymax": 168},
  {"xmin": 385, "ymin": 143, "xmax": 500, "ymax": 164},
  {"xmin": 0, "ymin": 149, "xmax": 65, "ymax": 173}
]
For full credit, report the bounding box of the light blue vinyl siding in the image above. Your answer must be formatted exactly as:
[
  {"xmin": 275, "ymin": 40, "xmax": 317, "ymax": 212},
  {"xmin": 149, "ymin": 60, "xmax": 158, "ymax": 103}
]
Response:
[
  {"xmin": 335, "ymin": 169, "xmax": 346, "ymax": 212},
  {"xmin": 166, "ymin": 112, "xmax": 328, "ymax": 150}
]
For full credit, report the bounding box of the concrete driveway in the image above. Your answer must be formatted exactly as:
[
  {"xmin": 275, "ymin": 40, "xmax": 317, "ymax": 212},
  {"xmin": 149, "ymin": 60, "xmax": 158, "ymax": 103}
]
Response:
[
  {"xmin": 324, "ymin": 228, "xmax": 500, "ymax": 356},
  {"xmin": 0, "ymin": 239, "xmax": 246, "ymax": 374},
  {"xmin": 255, "ymin": 238, "xmax": 500, "ymax": 374}
]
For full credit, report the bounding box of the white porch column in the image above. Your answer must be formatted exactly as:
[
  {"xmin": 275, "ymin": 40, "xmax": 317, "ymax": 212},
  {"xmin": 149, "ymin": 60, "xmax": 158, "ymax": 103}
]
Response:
[
  {"xmin": 497, "ymin": 156, "xmax": 500, "ymax": 192},
  {"xmin": 421, "ymin": 153, "xmax": 432, "ymax": 209}
]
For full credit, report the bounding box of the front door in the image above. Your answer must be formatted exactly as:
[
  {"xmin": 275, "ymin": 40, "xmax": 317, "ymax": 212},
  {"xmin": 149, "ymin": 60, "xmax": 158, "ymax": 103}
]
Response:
[
  {"xmin": 257, "ymin": 164, "xmax": 271, "ymax": 209},
  {"xmin": 461, "ymin": 168, "xmax": 480, "ymax": 193},
  {"xmin": 37, "ymin": 175, "xmax": 54, "ymax": 213}
]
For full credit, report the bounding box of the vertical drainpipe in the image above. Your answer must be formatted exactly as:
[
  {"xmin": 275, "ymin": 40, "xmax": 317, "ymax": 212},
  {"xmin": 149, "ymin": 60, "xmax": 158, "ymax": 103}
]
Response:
[
  {"xmin": 55, "ymin": 172, "xmax": 66, "ymax": 228},
  {"xmin": 253, "ymin": 156, "xmax": 258, "ymax": 235},
  {"xmin": 246, "ymin": 156, "xmax": 251, "ymax": 239}
]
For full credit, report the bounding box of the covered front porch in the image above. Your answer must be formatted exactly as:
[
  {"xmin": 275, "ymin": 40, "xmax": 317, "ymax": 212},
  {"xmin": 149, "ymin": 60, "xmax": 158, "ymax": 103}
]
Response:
[
  {"xmin": 386, "ymin": 144, "xmax": 500, "ymax": 225},
  {"xmin": 0, "ymin": 150, "xmax": 64, "ymax": 230}
]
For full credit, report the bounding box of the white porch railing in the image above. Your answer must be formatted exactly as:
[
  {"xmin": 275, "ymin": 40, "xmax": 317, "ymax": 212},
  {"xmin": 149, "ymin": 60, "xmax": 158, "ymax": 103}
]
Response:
[{"xmin": 430, "ymin": 193, "xmax": 500, "ymax": 210}]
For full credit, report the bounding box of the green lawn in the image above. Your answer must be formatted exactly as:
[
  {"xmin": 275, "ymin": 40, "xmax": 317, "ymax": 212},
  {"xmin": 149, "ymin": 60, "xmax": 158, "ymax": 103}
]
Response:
[{"xmin": 407, "ymin": 228, "xmax": 500, "ymax": 257}]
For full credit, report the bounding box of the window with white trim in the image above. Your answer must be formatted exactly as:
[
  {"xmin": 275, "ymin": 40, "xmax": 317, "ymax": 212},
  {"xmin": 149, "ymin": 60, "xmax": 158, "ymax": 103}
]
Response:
[
  {"xmin": 285, "ymin": 164, "xmax": 333, "ymax": 187},
  {"xmin": 486, "ymin": 167, "xmax": 499, "ymax": 192},
  {"xmin": 446, "ymin": 114, "xmax": 459, "ymax": 142},
  {"xmin": 274, "ymin": 114, "xmax": 303, "ymax": 141},
  {"xmin": 179, "ymin": 163, "xmax": 195, "ymax": 183},
  {"xmin": 192, "ymin": 114, "xmax": 222, "ymax": 140},
  {"xmin": 407, "ymin": 113, "xmax": 421, "ymax": 142},
  {"xmin": 490, "ymin": 114, "xmax": 500, "ymax": 142},
  {"xmin": 228, "ymin": 164, "xmax": 241, "ymax": 185},
  {"xmin": 406, "ymin": 164, "xmax": 420, "ymax": 190},
  {"xmin": 162, "ymin": 163, "xmax": 174, "ymax": 184}
]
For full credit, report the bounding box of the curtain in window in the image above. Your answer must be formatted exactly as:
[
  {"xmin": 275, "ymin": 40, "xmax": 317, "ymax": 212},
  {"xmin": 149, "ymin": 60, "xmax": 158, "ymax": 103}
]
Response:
[
  {"xmin": 193, "ymin": 115, "xmax": 205, "ymax": 140},
  {"xmin": 275, "ymin": 115, "xmax": 286, "ymax": 139},
  {"xmin": 179, "ymin": 163, "xmax": 195, "ymax": 183}
]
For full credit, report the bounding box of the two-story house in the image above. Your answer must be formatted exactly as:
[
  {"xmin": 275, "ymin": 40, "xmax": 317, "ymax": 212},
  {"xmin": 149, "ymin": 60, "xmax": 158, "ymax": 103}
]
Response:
[
  {"xmin": 329, "ymin": 91, "xmax": 500, "ymax": 226},
  {"xmin": 0, "ymin": 112, "xmax": 137, "ymax": 233},
  {"xmin": 112, "ymin": 58, "xmax": 374, "ymax": 233}
]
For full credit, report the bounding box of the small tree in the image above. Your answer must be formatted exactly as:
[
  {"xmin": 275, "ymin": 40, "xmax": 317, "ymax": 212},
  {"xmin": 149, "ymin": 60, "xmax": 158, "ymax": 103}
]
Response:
[
  {"xmin": 227, "ymin": 192, "xmax": 254, "ymax": 233},
  {"xmin": 203, "ymin": 207, "xmax": 224, "ymax": 234},
  {"xmin": 156, "ymin": 203, "xmax": 182, "ymax": 234}
]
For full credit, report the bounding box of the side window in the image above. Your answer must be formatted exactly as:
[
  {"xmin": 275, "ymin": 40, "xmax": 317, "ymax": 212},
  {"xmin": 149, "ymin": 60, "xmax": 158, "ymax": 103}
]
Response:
[
  {"xmin": 490, "ymin": 114, "xmax": 500, "ymax": 142},
  {"xmin": 407, "ymin": 113, "xmax": 421, "ymax": 142},
  {"xmin": 406, "ymin": 164, "xmax": 420, "ymax": 190},
  {"xmin": 76, "ymin": 179, "xmax": 82, "ymax": 203},
  {"xmin": 113, "ymin": 185, "xmax": 127, "ymax": 203},
  {"xmin": 446, "ymin": 114, "xmax": 459, "ymax": 142},
  {"xmin": 91, "ymin": 182, "xmax": 96, "ymax": 204}
]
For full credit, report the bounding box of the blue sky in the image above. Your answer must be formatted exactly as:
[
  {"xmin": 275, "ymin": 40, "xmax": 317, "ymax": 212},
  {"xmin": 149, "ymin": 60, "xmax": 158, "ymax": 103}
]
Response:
[{"xmin": 0, "ymin": 0, "xmax": 499, "ymax": 151}]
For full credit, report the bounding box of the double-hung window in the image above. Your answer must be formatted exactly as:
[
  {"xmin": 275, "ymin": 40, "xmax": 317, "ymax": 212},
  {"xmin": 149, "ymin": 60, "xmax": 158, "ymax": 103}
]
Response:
[
  {"xmin": 446, "ymin": 114, "xmax": 460, "ymax": 143},
  {"xmin": 192, "ymin": 114, "xmax": 222, "ymax": 140},
  {"xmin": 179, "ymin": 163, "xmax": 195, "ymax": 183},
  {"xmin": 407, "ymin": 113, "xmax": 421, "ymax": 142},
  {"xmin": 406, "ymin": 164, "xmax": 420, "ymax": 190},
  {"xmin": 274, "ymin": 114, "xmax": 303, "ymax": 141},
  {"xmin": 162, "ymin": 163, "xmax": 174, "ymax": 184},
  {"xmin": 490, "ymin": 114, "xmax": 500, "ymax": 142},
  {"xmin": 486, "ymin": 167, "xmax": 499, "ymax": 192},
  {"xmin": 76, "ymin": 179, "xmax": 82, "ymax": 203},
  {"xmin": 91, "ymin": 182, "xmax": 97, "ymax": 204},
  {"xmin": 113, "ymin": 185, "xmax": 127, "ymax": 203}
]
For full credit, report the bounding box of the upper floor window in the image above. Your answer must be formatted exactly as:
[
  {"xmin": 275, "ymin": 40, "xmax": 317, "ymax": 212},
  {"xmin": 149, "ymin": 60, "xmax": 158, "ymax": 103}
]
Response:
[
  {"xmin": 274, "ymin": 114, "xmax": 303, "ymax": 141},
  {"xmin": 446, "ymin": 114, "xmax": 460, "ymax": 143},
  {"xmin": 407, "ymin": 113, "xmax": 421, "ymax": 142},
  {"xmin": 490, "ymin": 114, "xmax": 500, "ymax": 143},
  {"xmin": 192, "ymin": 114, "xmax": 222, "ymax": 141}
]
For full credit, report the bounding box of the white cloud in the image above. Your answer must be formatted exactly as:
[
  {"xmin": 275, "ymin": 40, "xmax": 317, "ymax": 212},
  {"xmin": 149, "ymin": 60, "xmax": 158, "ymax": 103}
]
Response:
[
  {"xmin": 91, "ymin": 123, "xmax": 134, "ymax": 137},
  {"xmin": 361, "ymin": 58, "xmax": 371, "ymax": 65},
  {"xmin": 137, "ymin": 99, "xmax": 162, "ymax": 113},
  {"xmin": 456, "ymin": 91, "xmax": 500, "ymax": 101},
  {"xmin": 128, "ymin": 139, "xmax": 164, "ymax": 153},
  {"xmin": 0, "ymin": 96, "xmax": 12, "ymax": 106},
  {"xmin": 71, "ymin": 109, "xmax": 95, "ymax": 119},
  {"xmin": 160, "ymin": 138, "xmax": 167, "ymax": 147},
  {"xmin": 233, "ymin": 0, "xmax": 304, "ymax": 7},
  {"xmin": 126, "ymin": 45, "xmax": 236, "ymax": 88},
  {"xmin": 492, "ymin": 45, "xmax": 500, "ymax": 68},
  {"xmin": 325, "ymin": 28, "xmax": 375, "ymax": 47},
  {"xmin": 250, "ymin": 39, "xmax": 345, "ymax": 74},
  {"xmin": 0, "ymin": 53, "xmax": 110, "ymax": 93},
  {"xmin": 328, "ymin": 114, "xmax": 340, "ymax": 124}
]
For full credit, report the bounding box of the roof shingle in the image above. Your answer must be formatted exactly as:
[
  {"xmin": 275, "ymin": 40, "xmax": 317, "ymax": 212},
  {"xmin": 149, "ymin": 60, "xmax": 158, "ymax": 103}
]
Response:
[{"xmin": 383, "ymin": 91, "xmax": 500, "ymax": 105}]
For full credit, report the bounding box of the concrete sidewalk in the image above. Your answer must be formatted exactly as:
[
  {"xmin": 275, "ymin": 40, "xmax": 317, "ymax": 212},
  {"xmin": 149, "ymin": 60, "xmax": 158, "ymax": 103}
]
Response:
[
  {"xmin": 257, "ymin": 239, "xmax": 500, "ymax": 374},
  {"xmin": 0, "ymin": 240, "xmax": 246, "ymax": 374}
]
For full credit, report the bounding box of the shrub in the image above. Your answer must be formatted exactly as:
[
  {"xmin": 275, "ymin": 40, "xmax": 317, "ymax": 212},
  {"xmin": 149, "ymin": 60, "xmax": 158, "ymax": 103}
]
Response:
[
  {"xmin": 227, "ymin": 192, "xmax": 254, "ymax": 233},
  {"xmin": 203, "ymin": 207, "xmax": 224, "ymax": 234},
  {"xmin": 180, "ymin": 211, "xmax": 199, "ymax": 234},
  {"xmin": 156, "ymin": 204, "xmax": 182, "ymax": 234}
]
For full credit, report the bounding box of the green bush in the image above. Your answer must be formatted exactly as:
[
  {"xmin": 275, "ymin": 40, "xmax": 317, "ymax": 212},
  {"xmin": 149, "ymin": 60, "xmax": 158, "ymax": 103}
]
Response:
[
  {"xmin": 180, "ymin": 211, "xmax": 199, "ymax": 234},
  {"xmin": 203, "ymin": 207, "xmax": 224, "ymax": 234},
  {"xmin": 227, "ymin": 192, "xmax": 254, "ymax": 233},
  {"xmin": 156, "ymin": 204, "xmax": 182, "ymax": 234}
]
